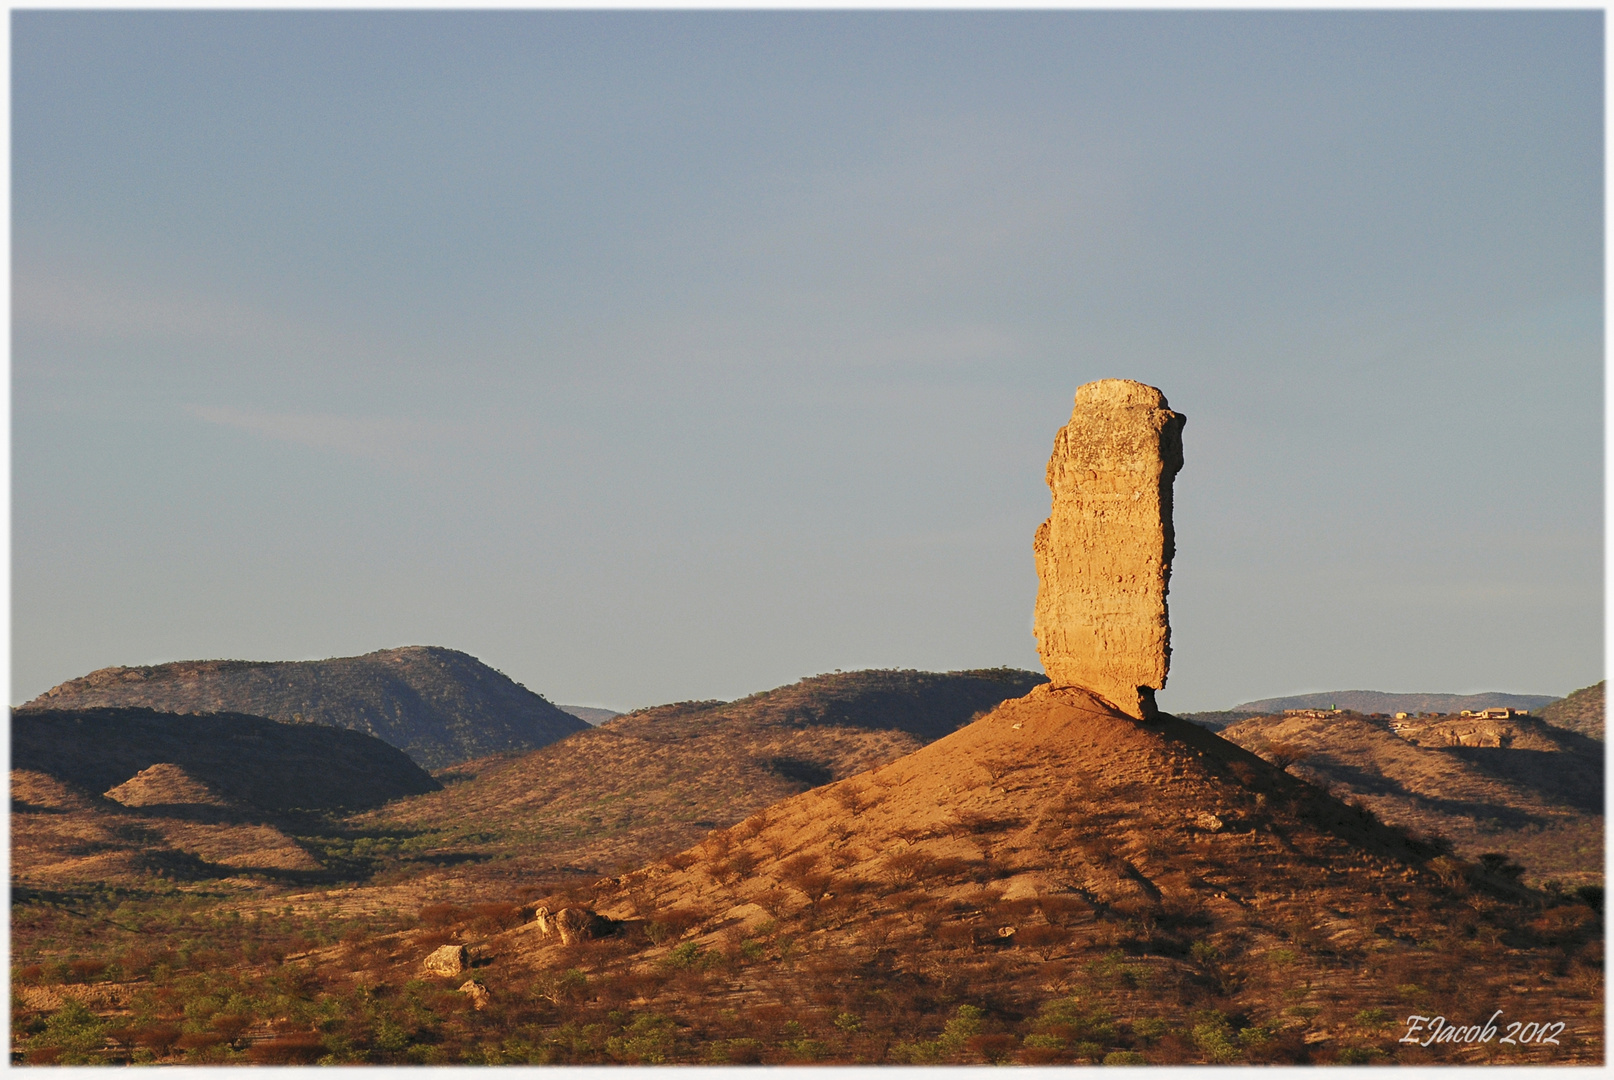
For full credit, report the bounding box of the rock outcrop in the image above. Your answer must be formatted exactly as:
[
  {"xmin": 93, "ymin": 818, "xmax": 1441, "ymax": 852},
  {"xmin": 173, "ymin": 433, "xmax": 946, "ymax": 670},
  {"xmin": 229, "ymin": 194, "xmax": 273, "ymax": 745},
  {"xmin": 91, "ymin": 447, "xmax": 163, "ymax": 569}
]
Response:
[
  {"xmin": 532, "ymin": 905, "xmax": 616, "ymax": 945},
  {"xmin": 457, "ymin": 980, "xmax": 491, "ymax": 1010},
  {"xmin": 423, "ymin": 944, "xmax": 469, "ymax": 977},
  {"xmin": 1032, "ymin": 379, "xmax": 1185, "ymax": 718}
]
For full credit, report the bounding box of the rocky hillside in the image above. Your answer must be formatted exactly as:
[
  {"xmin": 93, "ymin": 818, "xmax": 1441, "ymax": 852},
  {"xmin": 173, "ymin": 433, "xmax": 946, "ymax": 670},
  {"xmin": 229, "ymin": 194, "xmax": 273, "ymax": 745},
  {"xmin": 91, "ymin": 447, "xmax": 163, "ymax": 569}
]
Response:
[
  {"xmin": 1219, "ymin": 710, "xmax": 1602, "ymax": 886},
  {"xmin": 12, "ymin": 707, "xmax": 441, "ymax": 888},
  {"xmin": 351, "ymin": 667, "xmax": 1048, "ymax": 890},
  {"xmin": 320, "ymin": 686, "xmax": 1599, "ymax": 1064},
  {"xmin": 1233, "ymin": 690, "xmax": 1559, "ymax": 715},
  {"xmin": 20, "ymin": 646, "xmax": 587, "ymax": 768},
  {"xmin": 1537, "ymin": 681, "xmax": 1604, "ymax": 741},
  {"xmin": 12, "ymin": 768, "xmax": 325, "ymax": 884}
]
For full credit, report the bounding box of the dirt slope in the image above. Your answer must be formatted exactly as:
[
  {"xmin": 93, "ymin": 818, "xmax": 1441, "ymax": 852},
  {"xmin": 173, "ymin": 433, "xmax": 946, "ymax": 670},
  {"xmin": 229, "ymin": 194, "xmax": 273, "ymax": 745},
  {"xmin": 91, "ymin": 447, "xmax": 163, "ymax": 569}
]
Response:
[
  {"xmin": 1221, "ymin": 711, "xmax": 1602, "ymax": 886},
  {"xmin": 366, "ymin": 686, "xmax": 1598, "ymax": 1064},
  {"xmin": 21, "ymin": 646, "xmax": 585, "ymax": 768}
]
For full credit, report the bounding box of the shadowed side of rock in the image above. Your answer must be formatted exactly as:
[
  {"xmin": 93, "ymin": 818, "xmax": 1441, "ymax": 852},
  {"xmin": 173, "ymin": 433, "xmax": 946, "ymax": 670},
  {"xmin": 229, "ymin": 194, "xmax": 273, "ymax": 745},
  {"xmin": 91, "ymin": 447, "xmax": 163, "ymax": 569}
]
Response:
[{"xmin": 1033, "ymin": 379, "xmax": 1185, "ymax": 718}]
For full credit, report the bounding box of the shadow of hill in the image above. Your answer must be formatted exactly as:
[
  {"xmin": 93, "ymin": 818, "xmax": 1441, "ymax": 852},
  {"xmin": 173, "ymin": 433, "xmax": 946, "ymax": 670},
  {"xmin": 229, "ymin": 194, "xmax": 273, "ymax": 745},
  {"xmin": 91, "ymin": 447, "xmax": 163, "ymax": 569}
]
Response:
[
  {"xmin": 12, "ymin": 707, "xmax": 440, "ymax": 813},
  {"xmin": 1450, "ymin": 738, "xmax": 1603, "ymax": 813},
  {"xmin": 1220, "ymin": 710, "xmax": 1603, "ymax": 885}
]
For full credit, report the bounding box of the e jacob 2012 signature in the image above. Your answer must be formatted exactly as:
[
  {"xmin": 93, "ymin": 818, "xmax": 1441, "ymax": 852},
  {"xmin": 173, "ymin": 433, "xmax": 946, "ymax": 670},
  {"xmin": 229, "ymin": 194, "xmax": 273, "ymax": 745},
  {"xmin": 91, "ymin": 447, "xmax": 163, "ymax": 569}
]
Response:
[{"xmin": 1400, "ymin": 1011, "xmax": 1565, "ymax": 1049}]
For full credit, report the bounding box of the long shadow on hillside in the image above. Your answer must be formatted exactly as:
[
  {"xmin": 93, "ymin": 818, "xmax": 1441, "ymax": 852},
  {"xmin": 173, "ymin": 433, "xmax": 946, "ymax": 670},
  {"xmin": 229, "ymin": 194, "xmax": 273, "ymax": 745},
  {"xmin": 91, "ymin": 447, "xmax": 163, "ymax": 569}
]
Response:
[
  {"xmin": 1298, "ymin": 758, "xmax": 1405, "ymax": 799},
  {"xmin": 1174, "ymin": 716, "xmax": 1522, "ymax": 871},
  {"xmin": 1299, "ymin": 761, "xmax": 1549, "ymax": 831},
  {"xmin": 12, "ymin": 708, "xmax": 440, "ymax": 812},
  {"xmin": 1448, "ymin": 740, "xmax": 1604, "ymax": 814}
]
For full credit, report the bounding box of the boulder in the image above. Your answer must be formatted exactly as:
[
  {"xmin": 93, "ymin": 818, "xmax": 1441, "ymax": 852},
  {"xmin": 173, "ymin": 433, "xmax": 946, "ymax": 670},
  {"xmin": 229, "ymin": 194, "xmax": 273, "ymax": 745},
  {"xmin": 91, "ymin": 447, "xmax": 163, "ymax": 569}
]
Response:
[
  {"xmin": 532, "ymin": 905, "xmax": 615, "ymax": 945},
  {"xmin": 1033, "ymin": 379, "xmax": 1186, "ymax": 718},
  {"xmin": 422, "ymin": 943, "xmax": 468, "ymax": 977},
  {"xmin": 457, "ymin": 980, "xmax": 491, "ymax": 1010},
  {"xmin": 555, "ymin": 907, "xmax": 612, "ymax": 945}
]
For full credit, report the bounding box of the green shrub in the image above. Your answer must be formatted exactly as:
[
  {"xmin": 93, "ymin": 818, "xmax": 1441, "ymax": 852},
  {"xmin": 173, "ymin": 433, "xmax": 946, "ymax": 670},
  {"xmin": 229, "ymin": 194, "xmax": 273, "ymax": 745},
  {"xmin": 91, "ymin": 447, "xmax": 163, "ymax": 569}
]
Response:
[
  {"xmin": 1131, "ymin": 1017, "xmax": 1168, "ymax": 1043},
  {"xmin": 1086, "ymin": 950, "xmax": 1145, "ymax": 987},
  {"xmin": 1027, "ymin": 995, "xmax": 1116, "ymax": 1046},
  {"xmin": 660, "ymin": 941, "xmax": 707, "ymax": 970},
  {"xmin": 707, "ymin": 1038, "xmax": 763, "ymax": 1064},
  {"xmin": 1189, "ymin": 1011, "xmax": 1240, "ymax": 1064},
  {"xmin": 1353, "ymin": 1007, "xmax": 1390, "ymax": 1030},
  {"xmin": 892, "ymin": 1004, "xmax": 988, "ymax": 1063},
  {"xmin": 605, "ymin": 1013, "xmax": 678, "ymax": 1064},
  {"xmin": 28, "ymin": 1000, "xmax": 108, "ymax": 1064},
  {"xmin": 1104, "ymin": 1050, "xmax": 1146, "ymax": 1064},
  {"xmin": 785, "ymin": 1037, "xmax": 830, "ymax": 1061}
]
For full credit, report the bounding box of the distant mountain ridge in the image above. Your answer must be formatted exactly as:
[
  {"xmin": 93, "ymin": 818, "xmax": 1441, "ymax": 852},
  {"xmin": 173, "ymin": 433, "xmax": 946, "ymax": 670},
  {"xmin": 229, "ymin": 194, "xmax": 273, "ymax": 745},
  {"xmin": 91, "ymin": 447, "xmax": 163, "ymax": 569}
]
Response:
[
  {"xmin": 20, "ymin": 647, "xmax": 587, "ymax": 769},
  {"xmin": 1232, "ymin": 690, "xmax": 1560, "ymax": 716},
  {"xmin": 559, "ymin": 705, "xmax": 622, "ymax": 726}
]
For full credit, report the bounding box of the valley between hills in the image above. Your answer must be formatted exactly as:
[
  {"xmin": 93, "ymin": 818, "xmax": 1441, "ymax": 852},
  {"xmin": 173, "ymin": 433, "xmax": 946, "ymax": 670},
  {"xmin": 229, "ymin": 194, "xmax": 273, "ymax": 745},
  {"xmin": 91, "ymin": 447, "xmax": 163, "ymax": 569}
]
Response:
[{"xmin": 8, "ymin": 652, "xmax": 1604, "ymax": 1065}]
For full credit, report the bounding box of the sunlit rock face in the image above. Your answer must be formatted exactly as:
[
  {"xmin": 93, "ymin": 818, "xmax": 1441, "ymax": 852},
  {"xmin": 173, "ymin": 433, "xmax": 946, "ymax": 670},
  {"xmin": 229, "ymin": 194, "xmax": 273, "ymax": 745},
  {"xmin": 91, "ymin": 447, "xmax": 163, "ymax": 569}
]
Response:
[{"xmin": 1032, "ymin": 379, "xmax": 1186, "ymax": 719}]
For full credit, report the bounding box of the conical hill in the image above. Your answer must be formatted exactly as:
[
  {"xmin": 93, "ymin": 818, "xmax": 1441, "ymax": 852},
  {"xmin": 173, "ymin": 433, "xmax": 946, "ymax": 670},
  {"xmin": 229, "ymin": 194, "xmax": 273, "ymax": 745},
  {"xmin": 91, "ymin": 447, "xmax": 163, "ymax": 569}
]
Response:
[{"xmin": 483, "ymin": 686, "xmax": 1601, "ymax": 1064}]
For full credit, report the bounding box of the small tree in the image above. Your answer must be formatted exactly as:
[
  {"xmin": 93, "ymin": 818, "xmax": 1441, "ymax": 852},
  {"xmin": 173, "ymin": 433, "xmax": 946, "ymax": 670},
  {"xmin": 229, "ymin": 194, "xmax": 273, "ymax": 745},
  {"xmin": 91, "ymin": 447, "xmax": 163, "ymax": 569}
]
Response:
[
  {"xmin": 1260, "ymin": 741, "xmax": 1308, "ymax": 773},
  {"xmin": 1477, "ymin": 852, "xmax": 1525, "ymax": 881}
]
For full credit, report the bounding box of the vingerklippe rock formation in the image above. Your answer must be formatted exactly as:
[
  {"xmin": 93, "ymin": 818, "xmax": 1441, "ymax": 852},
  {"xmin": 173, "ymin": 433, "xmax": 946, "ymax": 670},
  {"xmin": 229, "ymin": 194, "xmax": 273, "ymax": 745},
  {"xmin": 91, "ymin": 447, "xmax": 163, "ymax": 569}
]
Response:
[{"xmin": 1032, "ymin": 379, "xmax": 1185, "ymax": 718}]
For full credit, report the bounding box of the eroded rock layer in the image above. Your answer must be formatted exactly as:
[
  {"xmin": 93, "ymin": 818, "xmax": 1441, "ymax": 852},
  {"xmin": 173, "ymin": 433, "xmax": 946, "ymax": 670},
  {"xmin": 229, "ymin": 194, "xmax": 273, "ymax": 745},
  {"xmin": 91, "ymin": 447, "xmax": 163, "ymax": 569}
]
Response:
[{"xmin": 1033, "ymin": 379, "xmax": 1185, "ymax": 718}]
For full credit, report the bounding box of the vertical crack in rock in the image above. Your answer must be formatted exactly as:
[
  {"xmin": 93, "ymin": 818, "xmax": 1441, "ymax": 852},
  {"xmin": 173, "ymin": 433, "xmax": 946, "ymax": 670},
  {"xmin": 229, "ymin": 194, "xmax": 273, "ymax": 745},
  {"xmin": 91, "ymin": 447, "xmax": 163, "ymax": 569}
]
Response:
[{"xmin": 1033, "ymin": 379, "xmax": 1186, "ymax": 719}]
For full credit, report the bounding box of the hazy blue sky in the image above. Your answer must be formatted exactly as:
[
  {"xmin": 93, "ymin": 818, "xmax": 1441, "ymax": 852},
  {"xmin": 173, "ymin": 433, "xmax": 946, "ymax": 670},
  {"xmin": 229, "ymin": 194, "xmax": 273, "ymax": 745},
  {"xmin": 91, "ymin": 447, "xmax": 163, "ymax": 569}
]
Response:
[{"xmin": 13, "ymin": 11, "xmax": 1603, "ymax": 712}]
